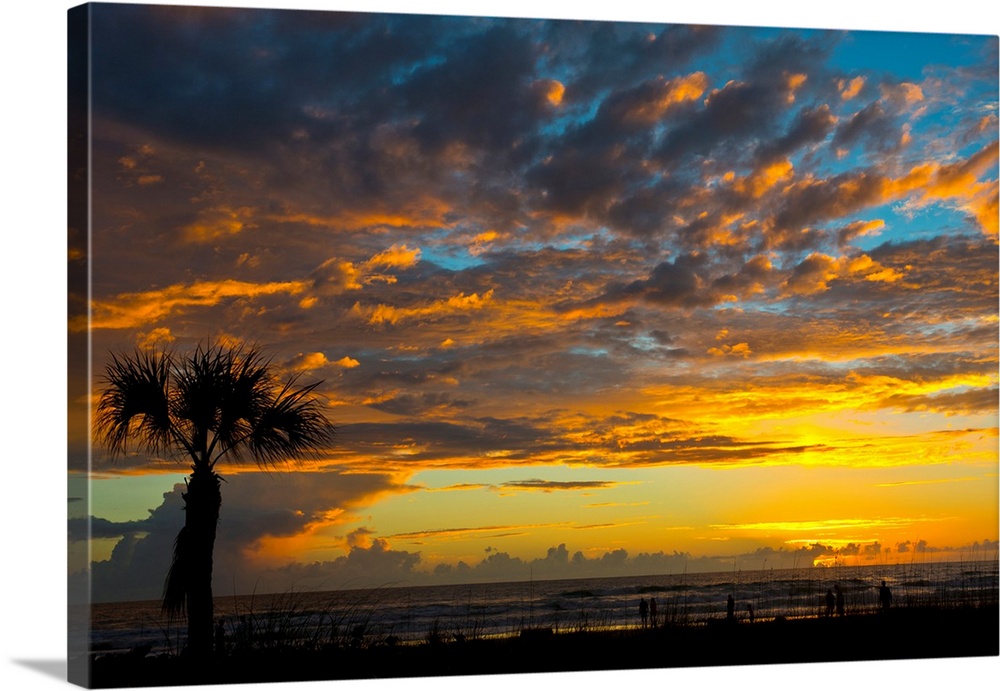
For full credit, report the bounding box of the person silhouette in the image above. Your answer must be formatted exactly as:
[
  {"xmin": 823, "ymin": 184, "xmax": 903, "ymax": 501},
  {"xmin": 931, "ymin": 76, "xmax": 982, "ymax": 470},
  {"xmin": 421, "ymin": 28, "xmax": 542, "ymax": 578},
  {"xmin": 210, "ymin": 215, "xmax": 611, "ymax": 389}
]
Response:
[
  {"xmin": 727, "ymin": 594, "xmax": 735, "ymax": 621},
  {"xmin": 747, "ymin": 603, "xmax": 754, "ymax": 624},
  {"xmin": 649, "ymin": 597, "xmax": 658, "ymax": 628},
  {"xmin": 639, "ymin": 597, "xmax": 649, "ymax": 628},
  {"xmin": 825, "ymin": 588, "xmax": 835, "ymax": 617},
  {"xmin": 879, "ymin": 581, "xmax": 892, "ymax": 613},
  {"xmin": 835, "ymin": 584, "xmax": 845, "ymax": 616}
]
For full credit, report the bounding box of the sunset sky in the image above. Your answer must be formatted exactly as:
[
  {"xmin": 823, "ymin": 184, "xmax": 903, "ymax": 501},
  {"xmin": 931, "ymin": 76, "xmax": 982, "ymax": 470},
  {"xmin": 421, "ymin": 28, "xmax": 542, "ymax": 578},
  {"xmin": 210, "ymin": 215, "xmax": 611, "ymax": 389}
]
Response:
[{"xmin": 67, "ymin": 1, "xmax": 998, "ymax": 602}]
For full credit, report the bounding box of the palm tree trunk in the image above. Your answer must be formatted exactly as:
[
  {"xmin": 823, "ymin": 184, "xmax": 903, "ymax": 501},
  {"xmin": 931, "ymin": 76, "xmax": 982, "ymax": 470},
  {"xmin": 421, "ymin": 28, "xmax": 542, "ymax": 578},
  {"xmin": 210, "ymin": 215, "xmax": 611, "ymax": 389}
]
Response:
[{"xmin": 164, "ymin": 463, "xmax": 221, "ymax": 659}]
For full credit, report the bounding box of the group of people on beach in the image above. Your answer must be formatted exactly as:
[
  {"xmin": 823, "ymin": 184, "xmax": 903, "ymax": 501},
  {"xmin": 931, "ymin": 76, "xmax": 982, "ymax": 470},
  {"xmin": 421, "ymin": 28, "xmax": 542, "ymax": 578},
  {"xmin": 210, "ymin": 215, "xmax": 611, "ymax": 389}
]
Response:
[
  {"xmin": 824, "ymin": 581, "xmax": 892, "ymax": 616},
  {"xmin": 640, "ymin": 579, "xmax": 894, "ymax": 627}
]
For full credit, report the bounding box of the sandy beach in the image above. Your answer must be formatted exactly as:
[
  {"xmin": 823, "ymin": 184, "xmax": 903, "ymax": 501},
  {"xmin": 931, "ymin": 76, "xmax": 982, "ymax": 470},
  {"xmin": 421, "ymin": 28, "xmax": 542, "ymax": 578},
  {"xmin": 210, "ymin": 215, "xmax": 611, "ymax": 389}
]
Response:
[{"xmin": 86, "ymin": 604, "xmax": 999, "ymax": 688}]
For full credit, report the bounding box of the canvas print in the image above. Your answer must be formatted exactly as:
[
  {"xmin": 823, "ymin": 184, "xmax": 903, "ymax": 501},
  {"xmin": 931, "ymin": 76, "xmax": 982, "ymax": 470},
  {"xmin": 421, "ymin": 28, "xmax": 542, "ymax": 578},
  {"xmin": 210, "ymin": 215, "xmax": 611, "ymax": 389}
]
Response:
[{"xmin": 68, "ymin": 2, "xmax": 999, "ymax": 688}]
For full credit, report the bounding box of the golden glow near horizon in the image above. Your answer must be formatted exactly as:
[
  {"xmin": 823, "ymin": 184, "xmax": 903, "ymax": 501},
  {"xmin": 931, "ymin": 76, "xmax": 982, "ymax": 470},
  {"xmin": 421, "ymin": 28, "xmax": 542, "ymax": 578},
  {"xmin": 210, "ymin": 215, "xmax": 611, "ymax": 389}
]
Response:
[{"xmin": 69, "ymin": 6, "xmax": 999, "ymax": 599}]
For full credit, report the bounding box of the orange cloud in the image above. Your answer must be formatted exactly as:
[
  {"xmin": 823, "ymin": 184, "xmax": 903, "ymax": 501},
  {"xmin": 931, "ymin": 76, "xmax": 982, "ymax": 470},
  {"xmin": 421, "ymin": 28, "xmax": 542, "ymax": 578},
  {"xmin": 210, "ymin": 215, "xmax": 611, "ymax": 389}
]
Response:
[
  {"xmin": 77, "ymin": 279, "xmax": 308, "ymax": 331},
  {"xmin": 890, "ymin": 143, "xmax": 1000, "ymax": 236},
  {"xmin": 309, "ymin": 244, "xmax": 423, "ymax": 302},
  {"xmin": 733, "ymin": 158, "xmax": 794, "ymax": 198},
  {"xmin": 135, "ymin": 327, "xmax": 175, "ymax": 349},
  {"xmin": 838, "ymin": 76, "xmax": 866, "ymax": 100},
  {"xmin": 639, "ymin": 366, "xmax": 998, "ymax": 446},
  {"xmin": 838, "ymin": 219, "xmax": 885, "ymax": 245},
  {"xmin": 533, "ymin": 78, "xmax": 565, "ymax": 106},
  {"xmin": 358, "ymin": 289, "xmax": 495, "ymax": 326},
  {"xmin": 289, "ymin": 351, "xmax": 332, "ymax": 371},
  {"xmin": 559, "ymin": 301, "xmax": 633, "ymax": 323},
  {"xmin": 621, "ymin": 72, "xmax": 708, "ymax": 124},
  {"xmin": 780, "ymin": 252, "xmax": 907, "ymax": 296},
  {"xmin": 914, "ymin": 143, "xmax": 998, "ymax": 200},
  {"xmin": 881, "ymin": 81, "xmax": 925, "ymax": 107},
  {"xmin": 312, "ymin": 258, "xmax": 363, "ymax": 293},
  {"xmin": 777, "ymin": 145, "xmax": 996, "ymax": 238},
  {"xmin": 964, "ymin": 180, "xmax": 999, "ymax": 237},
  {"xmin": 366, "ymin": 243, "xmax": 421, "ymax": 270},
  {"xmin": 785, "ymin": 72, "xmax": 807, "ymax": 103},
  {"xmin": 266, "ymin": 196, "xmax": 451, "ymax": 231},
  {"xmin": 182, "ymin": 205, "xmax": 256, "ymax": 243},
  {"xmin": 708, "ymin": 342, "xmax": 752, "ymax": 358},
  {"xmin": 468, "ymin": 230, "xmax": 500, "ymax": 256}
]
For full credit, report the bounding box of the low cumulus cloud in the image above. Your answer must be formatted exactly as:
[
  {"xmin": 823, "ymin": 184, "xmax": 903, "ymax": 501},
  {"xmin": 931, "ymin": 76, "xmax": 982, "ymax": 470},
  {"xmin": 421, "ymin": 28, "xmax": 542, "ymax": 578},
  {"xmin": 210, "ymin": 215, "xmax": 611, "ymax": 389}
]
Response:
[
  {"xmin": 79, "ymin": 470, "xmax": 410, "ymax": 601},
  {"xmin": 76, "ymin": 501, "xmax": 1000, "ymax": 598}
]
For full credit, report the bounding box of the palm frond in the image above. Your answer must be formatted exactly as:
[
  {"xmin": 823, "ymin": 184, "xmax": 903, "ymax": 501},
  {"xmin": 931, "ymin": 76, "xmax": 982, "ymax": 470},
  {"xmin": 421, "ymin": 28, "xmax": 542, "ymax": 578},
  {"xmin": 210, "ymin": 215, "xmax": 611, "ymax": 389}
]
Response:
[
  {"xmin": 95, "ymin": 349, "xmax": 174, "ymax": 457},
  {"xmin": 243, "ymin": 378, "xmax": 336, "ymax": 467},
  {"xmin": 212, "ymin": 344, "xmax": 273, "ymax": 457},
  {"xmin": 172, "ymin": 342, "xmax": 234, "ymax": 442}
]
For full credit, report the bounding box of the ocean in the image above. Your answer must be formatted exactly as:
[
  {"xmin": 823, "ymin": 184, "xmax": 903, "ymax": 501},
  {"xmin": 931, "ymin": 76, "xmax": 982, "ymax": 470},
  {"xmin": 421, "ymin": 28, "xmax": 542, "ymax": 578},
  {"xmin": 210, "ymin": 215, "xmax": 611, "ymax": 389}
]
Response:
[{"xmin": 85, "ymin": 559, "xmax": 998, "ymax": 656}]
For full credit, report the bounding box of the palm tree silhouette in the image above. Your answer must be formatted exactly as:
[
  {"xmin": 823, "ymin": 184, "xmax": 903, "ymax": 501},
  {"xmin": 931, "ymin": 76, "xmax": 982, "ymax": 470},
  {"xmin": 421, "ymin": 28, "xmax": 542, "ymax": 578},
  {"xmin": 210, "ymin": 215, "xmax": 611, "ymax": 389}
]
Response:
[{"xmin": 95, "ymin": 341, "xmax": 335, "ymax": 658}]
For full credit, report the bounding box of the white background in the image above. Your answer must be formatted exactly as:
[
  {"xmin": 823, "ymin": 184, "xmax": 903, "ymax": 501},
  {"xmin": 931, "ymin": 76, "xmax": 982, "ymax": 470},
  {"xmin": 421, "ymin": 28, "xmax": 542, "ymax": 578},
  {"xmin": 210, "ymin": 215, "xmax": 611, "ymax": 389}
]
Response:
[{"xmin": 1, "ymin": 1, "xmax": 997, "ymax": 689}]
